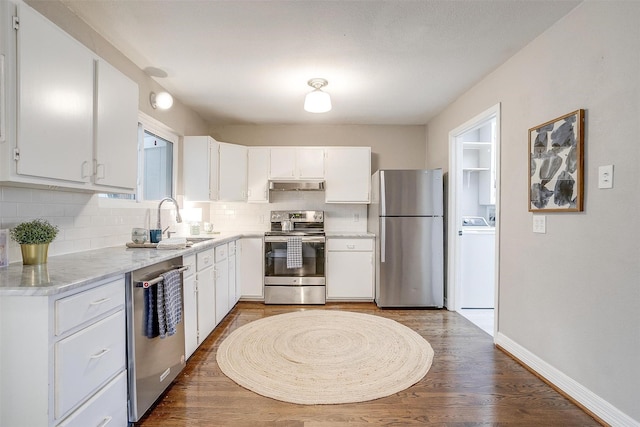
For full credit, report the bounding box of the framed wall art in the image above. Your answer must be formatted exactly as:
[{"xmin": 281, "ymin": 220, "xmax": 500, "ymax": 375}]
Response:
[{"xmin": 528, "ymin": 109, "xmax": 584, "ymax": 212}]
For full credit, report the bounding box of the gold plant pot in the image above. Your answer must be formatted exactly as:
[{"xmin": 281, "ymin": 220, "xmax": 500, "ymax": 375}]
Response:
[{"xmin": 20, "ymin": 243, "xmax": 50, "ymax": 265}]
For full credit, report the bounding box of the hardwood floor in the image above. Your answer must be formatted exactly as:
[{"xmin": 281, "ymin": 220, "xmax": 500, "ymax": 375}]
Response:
[{"xmin": 136, "ymin": 302, "xmax": 600, "ymax": 426}]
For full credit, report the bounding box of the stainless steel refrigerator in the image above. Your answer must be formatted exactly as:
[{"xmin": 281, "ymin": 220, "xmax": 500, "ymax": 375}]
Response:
[{"xmin": 367, "ymin": 169, "xmax": 444, "ymax": 308}]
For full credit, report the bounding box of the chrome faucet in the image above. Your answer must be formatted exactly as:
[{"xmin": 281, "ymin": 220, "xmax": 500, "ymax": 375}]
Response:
[{"xmin": 156, "ymin": 197, "xmax": 183, "ymax": 231}]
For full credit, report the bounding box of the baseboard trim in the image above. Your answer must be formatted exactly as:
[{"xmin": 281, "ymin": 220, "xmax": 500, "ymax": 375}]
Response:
[{"xmin": 495, "ymin": 332, "xmax": 638, "ymax": 427}]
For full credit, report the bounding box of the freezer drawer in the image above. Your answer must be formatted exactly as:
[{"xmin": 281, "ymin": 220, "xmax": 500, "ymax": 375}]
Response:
[{"xmin": 377, "ymin": 216, "xmax": 443, "ymax": 308}]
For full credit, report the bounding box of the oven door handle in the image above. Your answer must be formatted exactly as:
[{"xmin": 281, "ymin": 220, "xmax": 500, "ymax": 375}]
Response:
[{"xmin": 264, "ymin": 236, "xmax": 325, "ymax": 243}]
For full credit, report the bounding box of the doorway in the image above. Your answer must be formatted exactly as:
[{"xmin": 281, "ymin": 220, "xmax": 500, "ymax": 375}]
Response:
[{"xmin": 447, "ymin": 104, "xmax": 500, "ymax": 337}]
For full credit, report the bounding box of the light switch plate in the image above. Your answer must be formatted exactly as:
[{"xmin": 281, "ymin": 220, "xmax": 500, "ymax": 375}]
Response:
[
  {"xmin": 598, "ymin": 165, "xmax": 614, "ymax": 189},
  {"xmin": 533, "ymin": 215, "xmax": 546, "ymax": 234}
]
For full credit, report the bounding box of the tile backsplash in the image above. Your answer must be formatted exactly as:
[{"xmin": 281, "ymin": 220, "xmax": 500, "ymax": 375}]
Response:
[{"xmin": 0, "ymin": 186, "xmax": 367, "ymax": 264}]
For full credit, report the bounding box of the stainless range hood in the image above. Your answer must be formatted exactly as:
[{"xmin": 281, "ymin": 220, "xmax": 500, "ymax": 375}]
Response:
[{"xmin": 269, "ymin": 180, "xmax": 325, "ymax": 191}]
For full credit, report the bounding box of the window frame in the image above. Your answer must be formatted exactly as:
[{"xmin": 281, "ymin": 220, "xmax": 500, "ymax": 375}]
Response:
[{"xmin": 137, "ymin": 111, "xmax": 179, "ymax": 202}]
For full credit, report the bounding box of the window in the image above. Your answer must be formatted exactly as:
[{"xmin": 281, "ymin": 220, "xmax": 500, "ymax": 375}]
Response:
[
  {"xmin": 142, "ymin": 129, "xmax": 173, "ymax": 200},
  {"xmin": 137, "ymin": 112, "xmax": 178, "ymax": 201},
  {"xmin": 99, "ymin": 112, "xmax": 178, "ymax": 201}
]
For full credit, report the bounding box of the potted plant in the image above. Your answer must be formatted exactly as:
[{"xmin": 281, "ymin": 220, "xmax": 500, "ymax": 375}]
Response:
[{"xmin": 9, "ymin": 219, "xmax": 59, "ymax": 265}]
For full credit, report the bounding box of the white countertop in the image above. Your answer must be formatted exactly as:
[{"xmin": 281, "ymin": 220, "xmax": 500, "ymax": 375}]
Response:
[{"xmin": 0, "ymin": 233, "xmax": 262, "ymax": 296}]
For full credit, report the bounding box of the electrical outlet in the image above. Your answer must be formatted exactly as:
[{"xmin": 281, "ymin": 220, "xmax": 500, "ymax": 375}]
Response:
[
  {"xmin": 353, "ymin": 213, "xmax": 360, "ymax": 222},
  {"xmin": 533, "ymin": 215, "xmax": 546, "ymax": 234},
  {"xmin": 598, "ymin": 165, "xmax": 614, "ymax": 189}
]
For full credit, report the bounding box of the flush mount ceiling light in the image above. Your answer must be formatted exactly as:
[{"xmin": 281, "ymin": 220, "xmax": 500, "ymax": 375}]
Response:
[
  {"xmin": 304, "ymin": 78, "xmax": 332, "ymax": 113},
  {"xmin": 150, "ymin": 91, "xmax": 173, "ymax": 110}
]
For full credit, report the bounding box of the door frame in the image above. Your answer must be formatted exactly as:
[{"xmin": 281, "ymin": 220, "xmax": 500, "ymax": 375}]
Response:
[{"xmin": 446, "ymin": 103, "xmax": 501, "ymax": 336}]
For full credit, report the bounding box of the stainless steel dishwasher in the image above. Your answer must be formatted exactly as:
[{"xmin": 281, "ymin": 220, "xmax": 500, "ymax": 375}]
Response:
[{"xmin": 126, "ymin": 257, "xmax": 187, "ymax": 422}]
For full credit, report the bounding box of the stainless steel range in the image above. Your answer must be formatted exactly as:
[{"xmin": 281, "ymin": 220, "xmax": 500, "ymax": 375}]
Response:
[{"xmin": 264, "ymin": 210, "xmax": 326, "ymax": 304}]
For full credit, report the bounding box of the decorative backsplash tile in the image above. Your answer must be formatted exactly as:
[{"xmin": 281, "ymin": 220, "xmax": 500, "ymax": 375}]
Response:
[{"xmin": 0, "ymin": 186, "xmax": 368, "ymax": 265}]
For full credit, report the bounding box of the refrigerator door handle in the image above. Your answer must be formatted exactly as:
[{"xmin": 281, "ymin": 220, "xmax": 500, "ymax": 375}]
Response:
[
  {"xmin": 380, "ymin": 220, "xmax": 386, "ymax": 263},
  {"xmin": 380, "ymin": 170, "xmax": 386, "ymax": 216}
]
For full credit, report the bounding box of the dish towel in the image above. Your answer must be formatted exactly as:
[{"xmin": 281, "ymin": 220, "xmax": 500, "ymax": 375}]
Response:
[
  {"xmin": 157, "ymin": 269, "xmax": 183, "ymax": 338},
  {"xmin": 144, "ymin": 286, "xmax": 160, "ymax": 339},
  {"xmin": 287, "ymin": 236, "xmax": 303, "ymax": 269}
]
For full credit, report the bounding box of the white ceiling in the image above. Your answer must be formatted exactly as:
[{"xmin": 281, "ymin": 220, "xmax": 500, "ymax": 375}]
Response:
[{"xmin": 59, "ymin": 0, "xmax": 580, "ymax": 126}]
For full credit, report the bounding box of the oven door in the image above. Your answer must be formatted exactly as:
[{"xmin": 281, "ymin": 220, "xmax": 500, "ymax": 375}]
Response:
[{"xmin": 264, "ymin": 235, "xmax": 325, "ymax": 283}]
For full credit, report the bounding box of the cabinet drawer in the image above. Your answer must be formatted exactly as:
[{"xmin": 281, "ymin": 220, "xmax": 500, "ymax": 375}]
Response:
[
  {"xmin": 215, "ymin": 243, "xmax": 228, "ymax": 262},
  {"xmin": 55, "ymin": 277, "xmax": 125, "ymax": 336},
  {"xmin": 183, "ymin": 254, "xmax": 196, "ymax": 278},
  {"xmin": 327, "ymin": 238, "xmax": 373, "ymax": 251},
  {"xmin": 196, "ymin": 249, "xmax": 214, "ymax": 271},
  {"xmin": 228, "ymin": 240, "xmax": 236, "ymax": 256},
  {"xmin": 55, "ymin": 310, "xmax": 126, "ymax": 419},
  {"xmin": 57, "ymin": 370, "xmax": 127, "ymax": 427}
]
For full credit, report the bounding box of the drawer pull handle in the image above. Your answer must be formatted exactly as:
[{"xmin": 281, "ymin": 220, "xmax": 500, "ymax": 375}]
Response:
[
  {"xmin": 347, "ymin": 245, "xmax": 356, "ymax": 249},
  {"xmin": 90, "ymin": 348, "xmax": 111, "ymax": 359},
  {"xmin": 97, "ymin": 416, "xmax": 113, "ymax": 427},
  {"xmin": 90, "ymin": 297, "xmax": 111, "ymax": 306}
]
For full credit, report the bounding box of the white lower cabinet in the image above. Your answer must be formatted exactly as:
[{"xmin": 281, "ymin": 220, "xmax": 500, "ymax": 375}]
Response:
[
  {"xmin": 196, "ymin": 248, "xmax": 216, "ymax": 343},
  {"xmin": 0, "ymin": 275, "xmax": 127, "ymax": 427},
  {"xmin": 57, "ymin": 371, "xmax": 128, "ymax": 427},
  {"xmin": 239, "ymin": 237, "xmax": 264, "ymax": 299},
  {"xmin": 228, "ymin": 241, "xmax": 239, "ymax": 308},
  {"xmin": 182, "ymin": 253, "xmax": 198, "ymax": 359},
  {"xmin": 214, "ymin": 243, "xmax": 229, "ymax": 325},
  {"xmin": 326, "ymin": 237, "xmax": 375, "ymax": 300}
]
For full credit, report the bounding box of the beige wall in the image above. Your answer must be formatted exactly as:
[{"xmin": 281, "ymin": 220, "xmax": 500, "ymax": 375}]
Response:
[
  {"xmin": 426, "ymin": 2, "xmax": 639, "ymax": 422},
  {"xmin": 210, "ymin": 124, "xmax": 427, "ymax": 173}
]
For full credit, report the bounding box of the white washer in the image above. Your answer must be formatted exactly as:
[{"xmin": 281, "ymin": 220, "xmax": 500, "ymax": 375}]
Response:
[{"xmin": 460, "ymin": 218, "xmax": 495, "ymax": 309}]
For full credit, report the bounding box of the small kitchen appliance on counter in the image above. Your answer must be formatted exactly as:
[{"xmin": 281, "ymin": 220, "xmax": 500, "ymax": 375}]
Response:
[{"xmin": 264, "ymin": 210, "xmax": 326, "ymax": 304}]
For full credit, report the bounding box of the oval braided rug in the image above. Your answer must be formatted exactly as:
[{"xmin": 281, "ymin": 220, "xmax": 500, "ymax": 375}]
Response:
[{"xmin": 216, "ymin": 310, "xmax": 434, "ymax": 405}]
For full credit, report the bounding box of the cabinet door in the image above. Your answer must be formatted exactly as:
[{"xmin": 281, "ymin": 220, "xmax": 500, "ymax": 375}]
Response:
[
  {"xmin": 239, "ymin": 238, "xmax": 264, "ymax": 299},
  {"xmin": 327, "ymin": 250, "xmax": 374, "ymax": 300},
  {"xmin": 325, "ymin": 147, "xmax": 371, "ymax": 203},
  {"xmin": 55, "ymin": 310, "xmax": 126, "ymax": 419},
  {"xmin": 184, "ymin": 136, "xmax": 219, "ymax": 201},
  {"xmin": 94, "ymin": 59, "xmax": 138, "ymax": 191},
  {"xmin": 247, "ymin": 147, "xmax": 269, "ymax": 202},
  {"xmin": 196, "ymin": 266, "xmax": 216, "ymax": 342},
  {"xmin": 17, "ymin": 4, "xmax": 93, "ymax": 184},
  {"xmin": 228, "ymin": 251, "xmax": 237, "ymax": 308},
  {"xmin": 215, "ymin": 259, "xmax": 229, "ymax": 325},
  {"xmin": 269, "ymin": 147, "xmax": 295, "ymax": 179},
  {"xmin": 182, "ymin": 274, "xmax": 198, "ymax": 359},
  {"xmin": 297, "ymin": 147, "xmax": 325, "ymax": 179},
  {"xmin": 219, "ymin": 142, "xmax": 247, "ymax": 201}
]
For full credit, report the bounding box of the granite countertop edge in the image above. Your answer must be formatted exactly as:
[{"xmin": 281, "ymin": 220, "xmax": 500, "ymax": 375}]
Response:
[{"xmin": 0, "ymin": 233, "xmax": 263, "ymax": 297}]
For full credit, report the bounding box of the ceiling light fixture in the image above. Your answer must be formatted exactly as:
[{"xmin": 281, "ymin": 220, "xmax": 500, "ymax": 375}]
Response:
[
  {"xmin": 304, "ymin": 78, "xmax": 332, "ymax": 113},
  {"xmin": 150, "ymin": 91, "xmax": 173, "ymax": 110}
]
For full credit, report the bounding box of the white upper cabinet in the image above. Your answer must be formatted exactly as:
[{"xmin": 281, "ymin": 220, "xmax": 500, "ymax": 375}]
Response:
[
  {"xmin": 218, "ymin": 142, "xmax": 247, "ymax": 201},
  {"xmin": 16, "ymin": 3, "xmax": 94, "ymax": 185},
  {"xmin": 183, "ymin": 137, "xmax": 248, "ymax": 202},
  {"xmin": 269, "ymin": 147, "xmax": 325, "ymax": 180},
  {"xmin": 0, "ymin": 3, "xmax": 139, "ymax": 192},
  {"xmin": 324, "ymin": 147, "xmax": 371, "ymax": 203},
  {"xmin": 247, "ymin": 147, "xmax": 269, "ymax": 202},
  {"xmin": 296, "ymin": 147, "xmax": 325, "ymax": 179},
  {"xmin": 94, "ymin": 59, "xmax": 138, "ymax": 191},
  {"xmin": 183, "ymin": 136, "xmax": 220, "ymax": 201}
]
